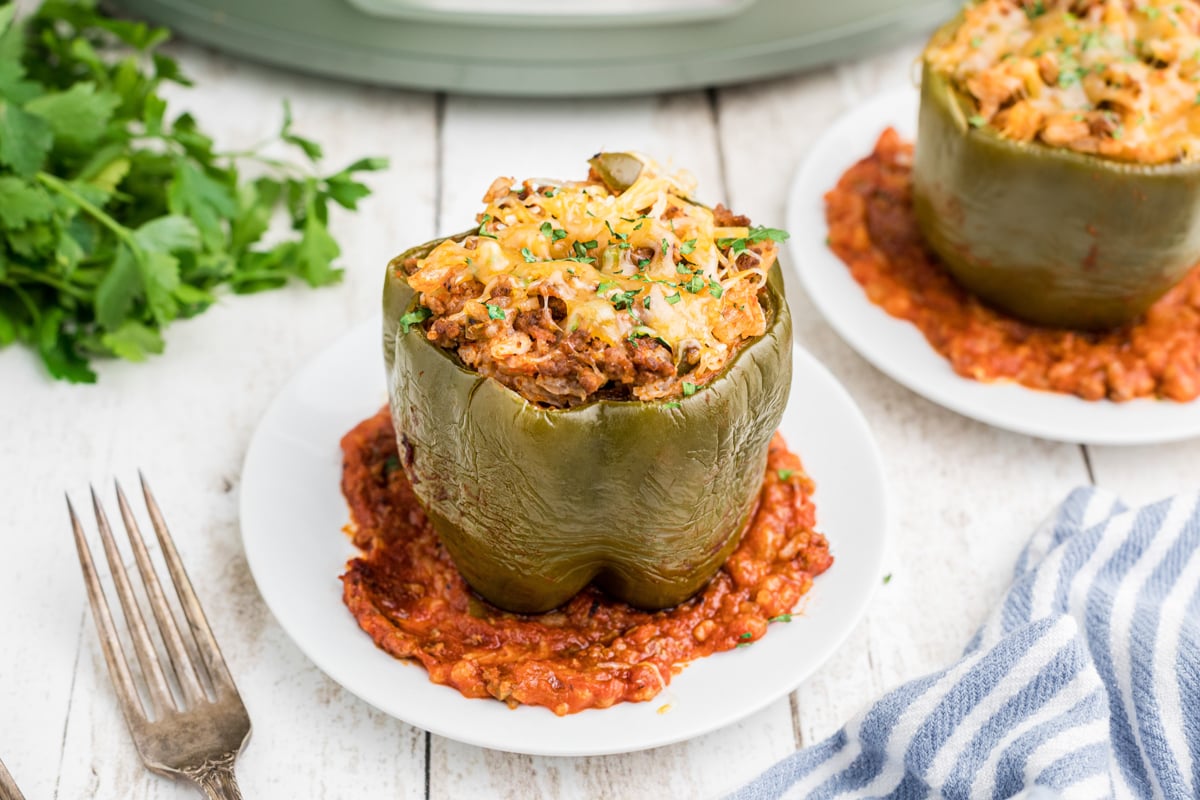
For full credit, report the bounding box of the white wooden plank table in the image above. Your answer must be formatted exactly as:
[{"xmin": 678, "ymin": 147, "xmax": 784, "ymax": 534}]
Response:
[{"xmin": 1, "ymin": 33, "xmax": 1193, "ymax": 800}]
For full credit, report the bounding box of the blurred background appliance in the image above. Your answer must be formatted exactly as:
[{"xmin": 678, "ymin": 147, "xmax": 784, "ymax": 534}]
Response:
[{"xmin": 110, "ymin": 0, "xmax": 955, "ymax": 96}]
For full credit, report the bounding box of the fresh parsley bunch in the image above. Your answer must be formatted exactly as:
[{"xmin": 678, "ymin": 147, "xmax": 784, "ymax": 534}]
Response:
[{"xmin": 0, "ymin": 0, "xmax": 387, "ymax": 381}]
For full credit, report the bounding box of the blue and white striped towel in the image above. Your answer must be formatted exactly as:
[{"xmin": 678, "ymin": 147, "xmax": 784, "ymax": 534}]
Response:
[{"xmin": 732, "ymin": 487, "xmax": 1200, "ymax": 800}]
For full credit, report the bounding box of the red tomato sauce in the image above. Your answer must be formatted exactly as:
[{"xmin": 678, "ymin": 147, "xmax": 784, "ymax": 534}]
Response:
[
  {"xmin": 339, "ymin": 408, "xmax": 833, "ymax": 716},
  {"xmin": 826, "ymin": 129, "xmax": 1200, "ymax": 402}
]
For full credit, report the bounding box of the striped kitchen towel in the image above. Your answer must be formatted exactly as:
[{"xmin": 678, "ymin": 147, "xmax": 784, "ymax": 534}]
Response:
[{"xmin": 731, "ymin": 487, "xmax": 1200, "ymax": 800}]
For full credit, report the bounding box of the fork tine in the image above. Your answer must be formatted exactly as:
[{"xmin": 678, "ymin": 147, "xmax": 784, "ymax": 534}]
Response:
[
  {"xmin": 0, "ymin": 756, "xmax": 26, "ymax": 800},
  {"xmin": 67, "ymin": 496, "xmax": 145, "ymax": 723},
  {"xmin": 138, "ymin": 473, "xmax": 237, "ymax": 691},
  {"xmin": 115, "ymin": 481, "xmax": 208, "ymax": 706},
  {"xmin": 90, "ymin": 487, "xmax": 176, "ymax": 716}
]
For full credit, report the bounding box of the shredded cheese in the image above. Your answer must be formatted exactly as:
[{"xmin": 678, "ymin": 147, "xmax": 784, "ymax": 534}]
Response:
[
  {"xmin": 405, "ymin": 154, "xmax": 777, "ymax": 401},
  {"xmin": 927, "ymin": 0, "xmax": 1200, "ymax": 163}
]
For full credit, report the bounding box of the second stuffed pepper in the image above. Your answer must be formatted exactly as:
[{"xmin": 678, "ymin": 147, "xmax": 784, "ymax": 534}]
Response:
[{"xmin": 914, "ymin": 0, "xmax": 1200, "ymax": 330}]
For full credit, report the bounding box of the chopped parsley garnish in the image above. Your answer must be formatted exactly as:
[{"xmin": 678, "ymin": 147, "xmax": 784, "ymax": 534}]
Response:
[
  {"xmin": 540, "ymin": 221, "xmax": 566, "ymax": 241},
  {"xmin": 739, "ymin": 632, "xmax": 752, "ymax": 640},
  {"xmin": 638, "ymin": 258, "xmax": 652, "ymax": 269},
  {"xmin": 643, "ymin": 296, "xmax": 652, "ymax": 309},
  {"xmin": 768, "ymin": 614, "xmax": 792, "ymax": 623},
  {"xmin": 609, "ymin": 288, "xmax": 642, "ymax": 310},
  {"xmin": 680, "ymin": 238, "xmax": 698, "ymax": 255},
  {"xmin": 565, "ymin": 256, "xmax": 596, "ymax": 264},
  {"xmin": 717, "ymin": 225, "xmax": 790, "ymax": 254},
  {"xmin": 543, "ymin": 188, "xmax": 556, "ymax": 197},
  {"xmin": 1025, "ymin": 0, "xmax": 1045, "ymax": 19},
  {"xmin": 477, "ymin": 214, "xmax": 498, "ymax": 239},
  {"xmin": 629, "ymin": 327, "xmax": 669, "ymax": 348},
  {"xmin": 968, "ymin": 115, "xmax": 987, "ymax": 128},
  {"xmin": 665, "ymin": 292, "xmax": 682, "ymax": 305},
  {"xmin": 682, "ymin": 381, "xmax": 697, "ymax": 396},
  {"xmin": 520, "ymin": 247, "xmax": 537, "ymax": 263},
  {"xmin": 883, "ymin": 573, "xmax": 893, "ymax": 585},
  {"xmin": 662, "ymin": 237, "xmax": 672, "ymax": 259},
  {"xmin": 709, "ymin": 281, "xmax": 723, "ymax": 299},
  {"xmin": 777, "ymin": 469, "xmax": 794, "ymax": 481},
  {"xmin": 664, "ymin": 401, "xmax": 681, "ymax": 409},
  {"xmin": 486, "ymin": 303, "xmax": 505, "ymax": 320},
  {"xmin": 596, "ymin": 280, "xmax": 619, "ymax": 293},
  {"xmin": 399, "ymin": 307, "xmax": 431, "ymax": 333},
  {"xmin": 676, "ymin": 263, "xmax": 693, "ymax": 275},
  {"xmin": 683, "ymin": 274, "xmax": 706, "ymax": 294}
]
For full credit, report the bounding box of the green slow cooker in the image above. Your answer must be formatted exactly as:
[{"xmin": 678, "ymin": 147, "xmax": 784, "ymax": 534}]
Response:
[{"xmin": 111, "ymin": 0, "xmax": 954, "ymax": 96}]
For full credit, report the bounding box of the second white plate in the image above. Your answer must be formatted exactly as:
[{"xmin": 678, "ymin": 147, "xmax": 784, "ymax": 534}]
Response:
[{"xmin": 786, "ymin": 88, "xmax": 1200, "ymax": 446}]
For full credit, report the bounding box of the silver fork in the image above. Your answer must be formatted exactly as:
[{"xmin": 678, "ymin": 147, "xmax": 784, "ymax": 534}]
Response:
[
  {"xmin": 67, "ymin": 476, "xmax": 251, "ymax": 799},
  {"xmin": 0, "ymin": 757, "xmax": 26, "ymax": 800}
]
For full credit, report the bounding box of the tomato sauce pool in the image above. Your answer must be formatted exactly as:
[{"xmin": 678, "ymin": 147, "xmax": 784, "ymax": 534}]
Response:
[
  {"xmin": 340, "ymin": 408, "xmax": 833, "ymax": 716},
  {"xmin": 827, "ymin": 129, "xmax": 1200, "ymax": 403}
]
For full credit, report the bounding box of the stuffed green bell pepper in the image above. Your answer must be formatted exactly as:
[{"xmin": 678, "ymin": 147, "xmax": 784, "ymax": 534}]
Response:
[
  {"xmin": 913, "ymin": 0, "xmax": 1200, "ymax": 330},
  {"xmin": 383, "ymin": 153, "xmax": 793, "ymax": 613}
]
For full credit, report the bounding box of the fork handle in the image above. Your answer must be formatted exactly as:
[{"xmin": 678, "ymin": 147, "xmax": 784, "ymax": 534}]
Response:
[{"xmin": 183, "ymin": 752, "xmax": 243, "ymax": 800}]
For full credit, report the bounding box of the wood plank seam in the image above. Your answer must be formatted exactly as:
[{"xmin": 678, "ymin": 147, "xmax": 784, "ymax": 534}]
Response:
[
  {"xmin": 1080, "ymin": 446, "xmax": 1097, "ymax": 485},
  {"xmin": 52, "ymin": 611, "xmax": 85, "ymax": 800}
]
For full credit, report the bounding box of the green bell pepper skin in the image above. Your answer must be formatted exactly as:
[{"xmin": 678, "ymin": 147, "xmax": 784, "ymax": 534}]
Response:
[
  {"xmin": 913, "ymin": 36, "xmax": 1200, "ymax": 330},
  {"xmin": 383, "ymin": 244, "xmax": 792, "ymax": 614}
]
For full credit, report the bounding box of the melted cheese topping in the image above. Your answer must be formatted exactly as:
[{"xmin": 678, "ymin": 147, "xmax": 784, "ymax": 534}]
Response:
[
  {"xmin": 927, "ymin": 0, "xmax": 1200, "ymax": 163},
  {"xmin": 406, "ymin": 155, "xmax": 775, "ymax": 388}
]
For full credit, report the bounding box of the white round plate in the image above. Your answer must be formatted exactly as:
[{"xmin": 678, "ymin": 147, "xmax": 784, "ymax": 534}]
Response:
[
  {"xmin": 240, "ymin": 319, "xmax": 888, "ymax": 756},
  {"xmin": 787, "ymin": 88, "xmax": 1200, "ymax": 446}
]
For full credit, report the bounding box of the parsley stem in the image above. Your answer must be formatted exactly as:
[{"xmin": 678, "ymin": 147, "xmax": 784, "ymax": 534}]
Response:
[
  {"xmin": 2, "ymin": 281, "xmax": 40, "ymax": 322},
  {"xmin": 5, "ymin": 267, "xmax": 91, "ymax": 301},
  {"xmin": 36, "ymin": 172, "xmax": 136, "ymax": 247}
]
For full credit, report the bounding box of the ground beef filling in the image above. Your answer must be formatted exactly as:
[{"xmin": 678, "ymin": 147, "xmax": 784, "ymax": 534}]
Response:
[
  {"xmin": 402, "ymin": 269, "xmax": 765, "ymax": 408},
  {"xmin": 339, "ymin": 408, "xmax": 833, "ymax": 716},
  {"xmin": 826, "ymin": 128, "xmax": 1200, "ymax": 402}
]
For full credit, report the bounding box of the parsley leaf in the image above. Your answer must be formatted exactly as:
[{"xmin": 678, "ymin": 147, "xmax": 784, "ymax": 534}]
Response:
[
  {"xmin": 486, "ymin": 303, "xmax": 505, "ymax": 320},
  {"xmin": 477, "ymin": 214, "xmax": 498, "ymax": 239},
  {"xmin": 0, "ymin": 1, "xmax": 388, "ymax": 380},
  {"xmin": 399, "ymin": 307, "xmax": 431, "ymax": 333},
  {"xmin": 717, "ymin": 225, "xmax": 790, "ymax": 255}
]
